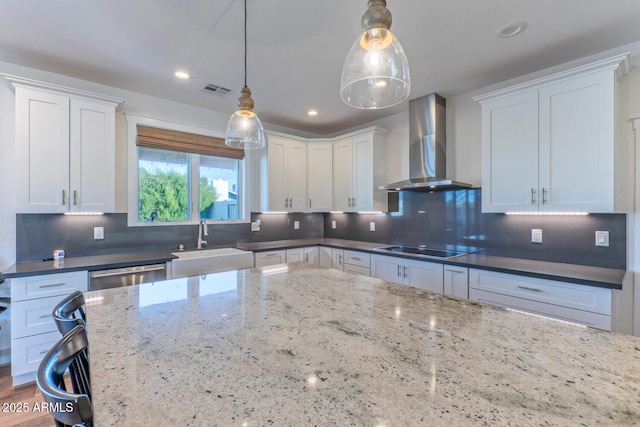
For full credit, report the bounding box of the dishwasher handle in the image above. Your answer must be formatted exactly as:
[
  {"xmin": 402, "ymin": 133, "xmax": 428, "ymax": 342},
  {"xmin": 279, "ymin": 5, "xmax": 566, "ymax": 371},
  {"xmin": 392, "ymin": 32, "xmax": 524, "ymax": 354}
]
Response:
[{"xmin": 90, "ymin": 264, "xmax": 166, "ymax": 279}]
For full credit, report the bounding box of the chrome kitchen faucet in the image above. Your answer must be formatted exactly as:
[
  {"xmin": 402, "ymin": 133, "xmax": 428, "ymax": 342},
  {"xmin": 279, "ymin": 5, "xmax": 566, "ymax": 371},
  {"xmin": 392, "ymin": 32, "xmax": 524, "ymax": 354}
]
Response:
[{"xmin": 197, "ymin": 220, "xmax": 208, "ymax": 249}]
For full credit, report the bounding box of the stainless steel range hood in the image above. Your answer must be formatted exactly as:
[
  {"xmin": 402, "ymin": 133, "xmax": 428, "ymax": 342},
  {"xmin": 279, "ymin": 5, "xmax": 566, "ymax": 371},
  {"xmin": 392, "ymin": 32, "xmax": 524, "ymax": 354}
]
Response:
[{"xmin": 379, "ymin": 93, "xmax": 473, "ymax": 191}]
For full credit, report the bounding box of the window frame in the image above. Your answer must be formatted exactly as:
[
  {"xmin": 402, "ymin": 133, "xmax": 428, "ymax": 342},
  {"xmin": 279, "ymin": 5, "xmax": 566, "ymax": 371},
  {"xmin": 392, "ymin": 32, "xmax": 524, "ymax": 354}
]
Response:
[{"xmin": 126, "ymin": 115, "xmax": 251, "ymax": 226}]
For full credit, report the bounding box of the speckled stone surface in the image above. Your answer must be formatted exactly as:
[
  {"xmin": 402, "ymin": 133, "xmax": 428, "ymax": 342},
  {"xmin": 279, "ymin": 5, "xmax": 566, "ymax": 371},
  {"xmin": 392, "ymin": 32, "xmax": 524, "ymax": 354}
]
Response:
[{"xmin": 87, "ymin": 263, "xmax": 640, "ymax": 426}]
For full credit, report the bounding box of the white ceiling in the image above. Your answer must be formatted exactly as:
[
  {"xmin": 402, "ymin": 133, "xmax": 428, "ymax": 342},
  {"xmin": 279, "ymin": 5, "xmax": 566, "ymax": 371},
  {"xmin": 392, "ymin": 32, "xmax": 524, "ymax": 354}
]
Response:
[{"xmin": 2, "ymin": 0, "xmax": 640, "ymax": 135}]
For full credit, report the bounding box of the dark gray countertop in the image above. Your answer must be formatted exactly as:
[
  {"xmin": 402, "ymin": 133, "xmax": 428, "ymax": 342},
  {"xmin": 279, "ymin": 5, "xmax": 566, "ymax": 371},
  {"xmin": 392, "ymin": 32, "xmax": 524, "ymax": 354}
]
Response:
[
  {"xmin": 2, "ymin": 239, "xmax": 625, "ymax": 289},
  {"xmin": 236, "ymin": 238, "xmax": 625, "ymax": 289},
  {"xmin": 0, "ymin": 251, "xmax": 176, "ymax": 279}
]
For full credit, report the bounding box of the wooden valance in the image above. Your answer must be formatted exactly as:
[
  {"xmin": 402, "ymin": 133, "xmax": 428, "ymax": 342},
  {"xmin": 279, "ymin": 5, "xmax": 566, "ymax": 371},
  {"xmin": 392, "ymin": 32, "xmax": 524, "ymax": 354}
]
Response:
[{"xmin": 136, "ymin": 125, "xmax": 244, "ymax": 159}]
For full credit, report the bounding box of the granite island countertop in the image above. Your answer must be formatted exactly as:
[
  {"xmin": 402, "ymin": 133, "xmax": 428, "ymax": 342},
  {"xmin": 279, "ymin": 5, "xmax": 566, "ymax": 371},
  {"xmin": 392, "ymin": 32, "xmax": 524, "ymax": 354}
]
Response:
[{"xmin": 87, "ymin": 263, "xmax": 640, "ymax": 426}]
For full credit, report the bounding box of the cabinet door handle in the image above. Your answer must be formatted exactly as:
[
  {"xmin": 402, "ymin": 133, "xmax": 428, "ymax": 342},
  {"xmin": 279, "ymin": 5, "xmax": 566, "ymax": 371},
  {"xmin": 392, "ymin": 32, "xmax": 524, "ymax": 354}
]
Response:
[
  {"xmin": 397, "ymin": 264, "xmax": 402, "ymax": 277},
  {"xmin": 39, "ymin": 313, "xmax": 52, "ymax": 318},
  {"xmin": 531, "ymin": 188, "xmax": 536, "ymax": 205},
  {"xmin": 309, "ymin": 198, "xmax": 312, "ymax": 209},
  {"xmin": 285, "ymin": 198, "xmax": 289, "ymax": 208},
  {"xmin": 73, "ymin": 190, "xmax": 78, "ymax": 206},
  {"xmin": 403, "ymin": 265, "xmax": 408, "ymax": 279},
  {"xmin": 305, "ymin": 253, "xmax": 309, "ymax": 262},
  {"xmin": 39, "ymin": 282, "xmax": 66, "ymax": 288},
  {"xmin": 40, "ymin": 348, "xmax": 50, "ymax": 355},
  {"xmin": 290, "ymin": 198, "xmax": 293, "ymax": 207},
  {"xmin": 353, "ymin": 198, "xmax": 356, "ymax": 207},
  {"xmin": 542, "ymin": 188, "xmax": 548, "ymax": 205},
  {"xmin": 347, "ymin": 197, "xmax": 352, "ymax": 207},
  {"xmin": 265, "ymin": 253, "xmax": 279, "ymax": 257},
  {"xmin": 518, "ymin": 285, "xmax": 543, "ymax": 292},
  {"xmin": 62, "ymin": 189, "xmax": 67, "ymax": 205},
  {"xmin": 447, "ymin": 269, "xmax": 465, "ymax": 274}
]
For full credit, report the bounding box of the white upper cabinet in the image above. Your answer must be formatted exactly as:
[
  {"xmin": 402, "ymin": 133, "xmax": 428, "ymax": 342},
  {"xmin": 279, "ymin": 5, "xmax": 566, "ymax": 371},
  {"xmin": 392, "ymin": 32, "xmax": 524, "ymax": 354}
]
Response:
[
  {"xmin": 263, "ymin": 133, "xmax": 307, "ymax": 212},
  {"xmin": 7, "ymin": 76, "xmax": 122, "ymax": 213},
  {"xmin": 333, "ymin": 127, "xmax": 390, "ymax": 212},
  {"xmin": 306, "ymin": 143, "xmax": 333, "ymax": 212},
  {"xmin": 261, "ymin": 126, "xmax": 389, "ymax": 213},
  {"xmin": 474, "ymin": 54, "xmax": 631, "ymax": 213}
]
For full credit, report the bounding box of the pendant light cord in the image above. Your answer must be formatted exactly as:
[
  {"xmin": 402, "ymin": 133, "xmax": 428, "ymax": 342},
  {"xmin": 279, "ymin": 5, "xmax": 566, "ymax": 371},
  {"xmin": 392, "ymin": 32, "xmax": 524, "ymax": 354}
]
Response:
[{"xmin": 243, "ymin": 0, "xmax": 247, "ymax": 88}]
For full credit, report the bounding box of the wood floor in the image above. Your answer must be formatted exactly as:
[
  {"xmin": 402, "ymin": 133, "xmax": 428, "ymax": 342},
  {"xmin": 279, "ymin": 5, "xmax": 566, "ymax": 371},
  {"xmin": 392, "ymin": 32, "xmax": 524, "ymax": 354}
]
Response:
[{"xmin": 0, "ymin": 365, "xmax": 55, "ymax": 427}]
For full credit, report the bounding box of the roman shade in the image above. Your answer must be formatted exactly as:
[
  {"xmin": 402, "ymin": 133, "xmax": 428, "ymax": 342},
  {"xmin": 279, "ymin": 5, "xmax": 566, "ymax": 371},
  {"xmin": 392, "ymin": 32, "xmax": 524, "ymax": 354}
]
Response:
[{"xmin": 136, "ymin": 125, "xmax": 245, "ymax": 159}]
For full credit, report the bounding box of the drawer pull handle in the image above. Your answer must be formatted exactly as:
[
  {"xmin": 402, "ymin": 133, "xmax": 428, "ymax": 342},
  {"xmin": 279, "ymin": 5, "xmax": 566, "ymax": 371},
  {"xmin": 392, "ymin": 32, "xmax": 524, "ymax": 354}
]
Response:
[
  {"xmin": 447, "ymin": 269, "xmax": 465, "ymax": 274},
  {"xmin": 39, "ymin": 349, "xmax": 49, "ymax": 355},
  {"xmin": 266, "ymin": 253, "xmax": 279, "ymax": 257},
  {"xmin": 351, "ymin": 257, "xmax": 361, "ymax": 261},
  {"xmin": 518, "ymin": 285, "xmax": 543, "ymax": 292},
  {"xmin": 39, "ymin": 282, "xmax": 66, "ymax": 288},
  {"xmin": 39, "ymin": 313, "xmax": 52, "ymax": 318}
]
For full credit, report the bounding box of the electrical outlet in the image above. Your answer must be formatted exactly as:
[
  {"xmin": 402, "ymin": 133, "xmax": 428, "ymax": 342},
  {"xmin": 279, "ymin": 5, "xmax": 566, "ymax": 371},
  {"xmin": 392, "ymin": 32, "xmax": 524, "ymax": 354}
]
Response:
[
  {"xmin": 531, "ymin": 228, "xmax": 542, "ymax": 243},
  {"xmin": 595, "ymin": 231, "xmax": 609, "ymax": 247},
  {"xmin": 251, "ymin": 220, "xmax": 261, "ymax": 232},
  {"xmin": 94, "ymin": 226, "xmax": 104, "ymax": 240},
  {"xmin": 294, "ymin": 221, "xmax": 300, "ymax": 230},
  {"xmin": 331, "ymin": 220, "xmax": 337, "ymax": 229},
  {"xmin": 369, "ymin": 222, "xmax": 376, "ymax": 232}
]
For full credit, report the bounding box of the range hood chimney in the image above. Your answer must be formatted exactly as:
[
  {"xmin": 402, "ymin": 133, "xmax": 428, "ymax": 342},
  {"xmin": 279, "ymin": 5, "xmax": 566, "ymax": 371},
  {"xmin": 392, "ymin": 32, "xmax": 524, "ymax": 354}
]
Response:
[{"xmin": 379, "ymin": 93, "xmax": 472, "ymax": 191}]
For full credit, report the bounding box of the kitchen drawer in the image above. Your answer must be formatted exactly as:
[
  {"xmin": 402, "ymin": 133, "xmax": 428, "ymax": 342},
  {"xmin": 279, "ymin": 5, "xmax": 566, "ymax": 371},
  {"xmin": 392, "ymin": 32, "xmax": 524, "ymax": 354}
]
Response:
[
  {"xmin": 11, "ymin": 295, "xmax": 70, "ymax": 338},
  {"xmin": 469, "ymin": 269, "xmax": 611, "ymax": 315},
  {"xmin": 11, "ymin": 331, "xmax": 61, "ymax": 377},
  {"xmin": 469, "ymin": 288, "xmax": 611, "ymax": 330},
  {"xmin": 254, "ymin": 250, "xmax": 286, "ymax": 267},
  {"xmin": 10, "ymin": 271, "xmax": 88, "ymax": 302},
  {"xmin": 344, "ymin": 250, "xmax": 370, "ymax": 268},
  {"xmin": 344, "ymin": 264, "xmax": 370, "ymax": 276}
]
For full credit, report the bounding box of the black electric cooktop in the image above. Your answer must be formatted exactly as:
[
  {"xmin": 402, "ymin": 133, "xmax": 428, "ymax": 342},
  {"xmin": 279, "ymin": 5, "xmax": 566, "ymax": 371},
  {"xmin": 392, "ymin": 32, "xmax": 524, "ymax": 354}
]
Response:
[{"xmin": 376, "ymin": 245, "xmax": 467, "ymax": 259}]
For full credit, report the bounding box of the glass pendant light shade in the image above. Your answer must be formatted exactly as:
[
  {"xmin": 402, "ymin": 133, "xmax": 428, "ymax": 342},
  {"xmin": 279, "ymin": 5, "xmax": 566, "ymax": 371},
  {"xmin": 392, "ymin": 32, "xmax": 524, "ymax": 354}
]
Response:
[
  {"xmin": 224, "ymin": 0, "xmax": 265, "ymax": 150},
  {"xmin": 225, "ymin": 86, "xmax": 266, "ymax": 149},
  {"xmin": 340, "ymin": 1, "xmax": 410, "ymax": 109}
]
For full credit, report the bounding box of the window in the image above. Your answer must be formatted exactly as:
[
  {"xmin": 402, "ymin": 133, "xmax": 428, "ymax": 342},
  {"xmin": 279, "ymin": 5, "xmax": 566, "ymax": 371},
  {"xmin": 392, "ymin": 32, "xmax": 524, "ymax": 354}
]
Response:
[{"xmin": 127, "ymin": 117, "xmax": 248, "ymax": 225}]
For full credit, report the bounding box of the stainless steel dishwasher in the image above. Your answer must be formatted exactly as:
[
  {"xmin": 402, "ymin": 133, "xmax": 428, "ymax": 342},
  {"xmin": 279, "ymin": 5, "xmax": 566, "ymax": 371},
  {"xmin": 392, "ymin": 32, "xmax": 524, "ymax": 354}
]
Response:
[{"xmin": 89, "ymin": 264, "xmax": 167, "ymax": 291}]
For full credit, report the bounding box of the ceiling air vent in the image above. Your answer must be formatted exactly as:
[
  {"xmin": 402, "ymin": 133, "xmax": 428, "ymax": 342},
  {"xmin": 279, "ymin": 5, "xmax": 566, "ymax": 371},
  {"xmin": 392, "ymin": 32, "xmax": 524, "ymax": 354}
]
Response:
[{"xmin": 203, "ymin": 84, "xmax": 232, "ymax": 96}]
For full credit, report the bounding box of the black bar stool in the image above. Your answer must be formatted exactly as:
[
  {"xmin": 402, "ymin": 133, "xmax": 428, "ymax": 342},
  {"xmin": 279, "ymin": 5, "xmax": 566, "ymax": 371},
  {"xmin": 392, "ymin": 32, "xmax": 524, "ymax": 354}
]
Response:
[{"xmin": 36, "ymin": 324, "xmax": 92, "ymax": 427}]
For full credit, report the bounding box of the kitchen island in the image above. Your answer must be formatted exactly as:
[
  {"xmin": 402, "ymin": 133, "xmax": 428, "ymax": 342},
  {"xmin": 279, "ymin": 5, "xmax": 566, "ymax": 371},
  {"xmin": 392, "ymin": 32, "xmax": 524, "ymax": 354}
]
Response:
[{"xmin": 87, "ymin": 263, "xmax": 640, "ymax": 426}]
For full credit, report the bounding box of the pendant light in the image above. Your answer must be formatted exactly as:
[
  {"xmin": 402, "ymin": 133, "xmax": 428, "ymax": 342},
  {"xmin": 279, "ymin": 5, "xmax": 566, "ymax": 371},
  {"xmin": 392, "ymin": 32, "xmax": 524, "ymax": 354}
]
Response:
[
  {"xmin": 340, "ymin": 0, "xmax": 410, "ymax": 109},
  {"xmin": 225, "ymin": 0, "xmax": 265, "ymax": 149}
]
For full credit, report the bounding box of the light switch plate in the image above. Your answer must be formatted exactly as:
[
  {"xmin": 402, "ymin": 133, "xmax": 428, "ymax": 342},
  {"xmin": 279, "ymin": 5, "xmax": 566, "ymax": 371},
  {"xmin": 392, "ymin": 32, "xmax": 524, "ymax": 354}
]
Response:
[
  {"xmin": 369, "ymin": 222, "xmax": 375, "ymax": 232},
  {"xmin": 331, "ymin": 220, "xmax": 336, "ymax": 229},
  {"xmin": 595, "ymin": 230, "xmax": 609, "ymax": 247},
  {"xmin": 531, "ymin": 228, "xmax": 542, "ymax": 243},
  {"xmin": 294, "ymin": 221, "xmax": 300, "ymax": 230},
  {"xmin": 94, "ymin": 226, "xmax": 104, "ymax": 240}
]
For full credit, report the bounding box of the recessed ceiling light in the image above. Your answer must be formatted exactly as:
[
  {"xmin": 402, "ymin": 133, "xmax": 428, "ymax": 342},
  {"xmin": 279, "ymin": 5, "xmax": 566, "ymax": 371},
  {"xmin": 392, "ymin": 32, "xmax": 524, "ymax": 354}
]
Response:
[
  {"xmin": 174, "ymin": 70, "xmax": 190, "ymax": 80},
  {"xmin": 307, "ymin": 110, "xmax": 318, "ymax": 116},
  {"xmin": 498, "ymin": 21, "xmax": 527, "ymax": 38}
]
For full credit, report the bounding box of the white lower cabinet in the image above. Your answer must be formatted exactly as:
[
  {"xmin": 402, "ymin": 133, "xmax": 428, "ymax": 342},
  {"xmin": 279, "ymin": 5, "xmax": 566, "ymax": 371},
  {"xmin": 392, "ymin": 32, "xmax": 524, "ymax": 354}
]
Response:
[
  {"xmin": 371, "ymin": 254, "xmax": 443, "ymax": 293},
  {"xmin": 254, "ymin": 250, "xmax": 286, "ymax": 267},
  {"xmin": 302, "ymin": 246, "xmax": 319, "ymax": 264},
  {"xmin": 9, "ymin": 270, "xmax": 88, "ymax": 385},
  {"xmin": 331, "ymin": 249, "xmax": 344, "ymax": 270},
  {"xmin": 331, "ymin": 249, "xmax": 370, "ymax": 276},
  {"xmin": 444, "ymin": 266, "xmax": 469, "ymax": 299},
  {"xmin": 468, "ymin": 269, "xmax": 612, "ymax": 330},
  {"xmin": 285, "ymin": 248, "xmax": 304, "ymax": 263},
  {"xmin": 318, "ymin": 246, "xmax": 332, "ymax": 268}
]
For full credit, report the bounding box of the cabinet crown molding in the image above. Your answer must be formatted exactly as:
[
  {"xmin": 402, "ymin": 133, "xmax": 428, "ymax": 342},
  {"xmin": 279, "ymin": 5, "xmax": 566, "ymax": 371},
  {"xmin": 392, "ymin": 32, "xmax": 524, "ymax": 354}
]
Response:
[
  {"xmin": 472, "ymin": 53, "xmax": 631, "ymax": 103},
  {"xmin": 2, "ymin": 74, "xmax": 124, "ymax": 110}
]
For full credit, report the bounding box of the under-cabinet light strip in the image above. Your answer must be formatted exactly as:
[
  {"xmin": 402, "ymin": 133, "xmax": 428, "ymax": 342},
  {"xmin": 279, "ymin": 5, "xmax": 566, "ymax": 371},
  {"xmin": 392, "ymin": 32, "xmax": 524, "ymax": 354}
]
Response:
[{"xmin": 505, "ymin": 212, "xmax": 588, "ymax": 216}]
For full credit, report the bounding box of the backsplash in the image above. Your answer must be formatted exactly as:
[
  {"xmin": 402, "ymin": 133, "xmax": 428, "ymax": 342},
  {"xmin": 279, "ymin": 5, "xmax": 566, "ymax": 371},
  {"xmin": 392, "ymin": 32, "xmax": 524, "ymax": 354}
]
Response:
[
  {"xmin": 16, "ymin": 212, "xmax": 324, "ymax": 261},
  {"xmin": 323, "ymin": 189, "xmax": 626, "ymax": 269},
  {"xmin": 16, "ymin": 189, "xmax": 626, "ymax": 269}
]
